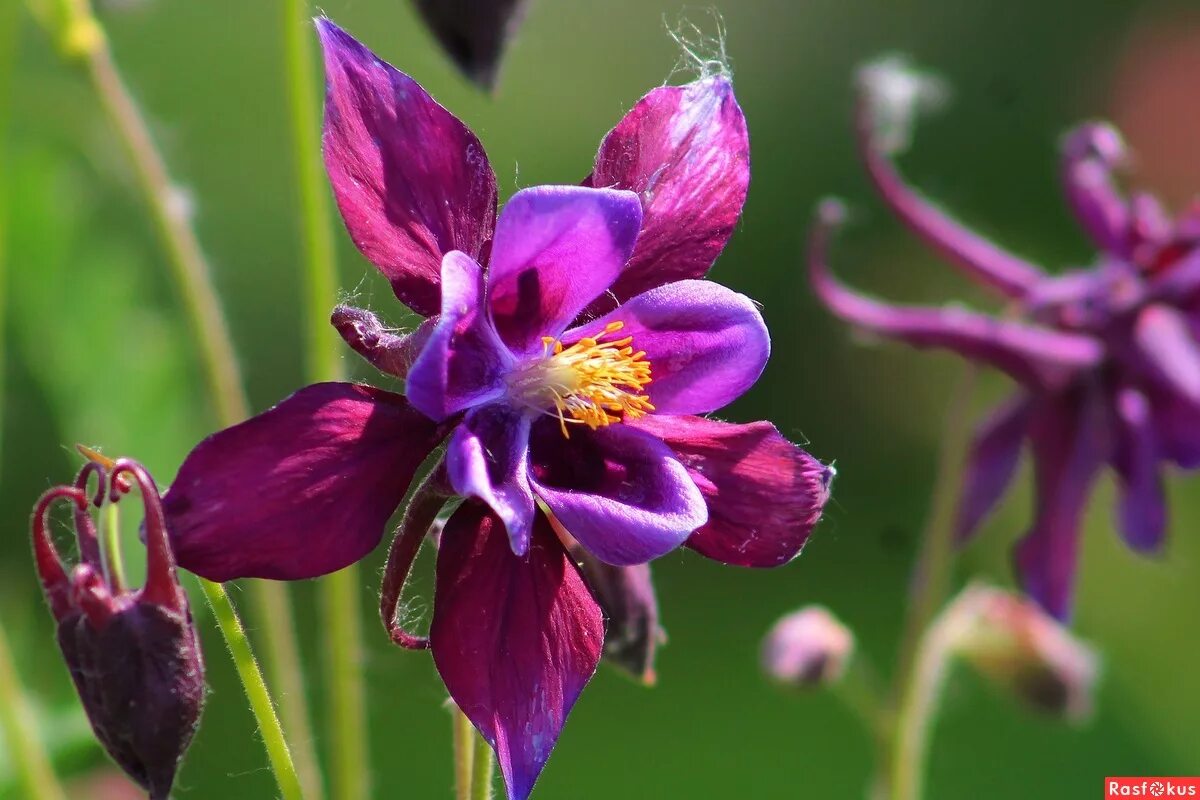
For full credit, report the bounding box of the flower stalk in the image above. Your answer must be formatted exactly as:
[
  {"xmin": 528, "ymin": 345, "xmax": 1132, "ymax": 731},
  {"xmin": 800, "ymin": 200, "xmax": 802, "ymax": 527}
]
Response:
[
  {"xmin": 470, "ymin": 726, "xmax": 496, "ymax": 800},
  {"xmin": 26, "ymin": 0, "xmax": 318, "ymax": 790},
  {"xmin": 452, "ymin": 705, "xmax": 476, "ymax": 800}
]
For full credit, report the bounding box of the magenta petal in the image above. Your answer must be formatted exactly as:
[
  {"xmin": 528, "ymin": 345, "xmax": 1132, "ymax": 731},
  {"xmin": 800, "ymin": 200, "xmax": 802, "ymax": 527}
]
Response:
[
  {"xmin": 487, "ymin": 186, "xmax": 642, "ymax": 353},
  {"xmin": 1133, "ymin": 304, "xmax": 1200, "ymax": 405},
  {"xmin": 431, "ymin": 505, "xmax": 603, "ymax": 800},
  {"xmin": 1152, "ymin": 388, "xmax": 1200, "ymax": 469},
  {"xmin": 1112, "ymin": 388, "xmax": 1167, "ymax": 552},
  {"xmin": 1060, "ymin": 123, "xmax": 1130, "ymax": 256},
  {"xmin": 164, "ymin": 383, "xmax": 441, "ymax": 581},
  {"xmin": 630, "ymin": 415, "xmax": 830, "ymax": 567},
  {"xmin": 586, "ymin": 76, "xmax": 749, "ymax": 311},
  {"xmin": 407, "ymin": 251, "xmax": 513, "ymax": 420},
  {"xmin": 565, "ymin": 280, "xmax": 769, "ymax": 415},
  {"xmin": 810, "ymin": 201, "xmax": 1104, "ymax": 390},
  {"xmin": 318, "ymin": 19, "xmax": 497, "ymax": 317},
  {"xmin": 955, "ymin": 395, "xmax": 1032, "ymax": 543},
  {"xmin": 572, "ymin": 552, "xmax": 663, "ymax": 685},
  {"xmin": 1014, "ymin": 392, "xmax": 1110, "ymax": 620},
  {"xmin": 529, "ymin": 421, "xmax": 707, "ymax": 566},
  {"xmin": 446, "ymin": 404, "xmax": 536, "ymax": 555}
]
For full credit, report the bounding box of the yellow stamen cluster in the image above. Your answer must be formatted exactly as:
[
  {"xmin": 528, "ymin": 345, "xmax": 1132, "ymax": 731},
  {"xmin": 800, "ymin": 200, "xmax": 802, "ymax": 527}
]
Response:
[{"xmin": 512, "ymin": 321, "xmax": 654, "ymax": 437}]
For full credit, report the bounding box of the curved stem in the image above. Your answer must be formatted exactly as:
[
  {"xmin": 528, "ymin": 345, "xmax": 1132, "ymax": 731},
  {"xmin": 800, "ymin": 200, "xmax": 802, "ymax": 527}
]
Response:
[
  {"xmin": 31, "ymin": 1, "xmax": 320, "ymax": 790},
  {"xmin": 452, "ymin": 705, "xmax": 476, "ymax": 800},
  {"xmin": 199, "ymin": 578, "xmax": 304, "ymax": 800},
  {"xmin": 0, "ymin": 624, "xmax": 67, "ymax": 800}
]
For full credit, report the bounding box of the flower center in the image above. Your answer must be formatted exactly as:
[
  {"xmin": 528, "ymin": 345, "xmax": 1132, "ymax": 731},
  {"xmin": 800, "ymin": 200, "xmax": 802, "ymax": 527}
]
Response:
[{"xmin": 508, "ymin": 321, "xmax": 654, "ymax": 437}]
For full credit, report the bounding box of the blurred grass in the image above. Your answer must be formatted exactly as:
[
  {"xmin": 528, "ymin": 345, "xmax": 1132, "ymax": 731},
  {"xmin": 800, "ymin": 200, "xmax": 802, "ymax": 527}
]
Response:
[{"xmin": 3, "ymin": 0, "xmax": 1199, "ymax": 796}]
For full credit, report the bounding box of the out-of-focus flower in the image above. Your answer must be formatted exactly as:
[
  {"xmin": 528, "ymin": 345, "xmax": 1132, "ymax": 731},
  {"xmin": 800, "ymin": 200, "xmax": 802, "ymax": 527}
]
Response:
[
  {"xmin": 32, "ymin": 459, "xmax": 204, "ymax": 800},
  {"xmin": 410, "ymin": 0, "xmax": 530, "ymax": 89},
  {"xmin": 947, "ymin": 584, "xmax": 1098, "ymax": 721},
  {"xmin": 161, "ymin": 19, "xmax": 831, "ymax": 799},
  {"xmin": 809, "ymin": 56, "xmax": 1200, "ymax": 620},
  {"xmin": 761, "ymin": 606, "xmax": 854, "ymax": 688}
]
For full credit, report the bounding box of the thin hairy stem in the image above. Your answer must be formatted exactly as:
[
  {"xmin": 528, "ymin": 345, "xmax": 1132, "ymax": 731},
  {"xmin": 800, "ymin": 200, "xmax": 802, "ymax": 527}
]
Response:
[
  {"xmin": 452, "ymin": 704, "xmax": 476, "ymax": 800},
  {"xmin": 470, "ymin": 723, "xmax": 495, "ymax": 800},
  {"xmin": 199, "ymin": 579, "xmax": 304, "ymax": 800}
]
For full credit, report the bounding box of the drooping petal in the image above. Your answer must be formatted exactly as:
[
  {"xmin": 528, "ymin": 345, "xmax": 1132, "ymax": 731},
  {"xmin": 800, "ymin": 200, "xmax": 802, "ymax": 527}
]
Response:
[
  {"xmin": 487, "ymin": 186, "xmax": 642, "ymax": 353},
  {"xmin": 955, "ymin": 395, "xmax": 1032, "ymax": 542},
  {"xmin": 573, "ymin": 552, "xmax": 663, "ymax": 685},
  {"xmin": 629, "ymin": 415, "xmax": 830, "ymax": 567},
  {"xmin": 446, "ymin": 403, "xmax": 536, "ymax": 555},
  {"xmin": 565, "ymin": 280, "xmax": 769, "ymax": 415},
  {"xmin": 163, "ymin": 383, "xmax": 441, "ymax": 581},
  {"xmin": 855, "ymin": 59, "xmax": 1044, "ymax": 297},
  {"xmin": 318, "ymin": 19, "xmax": 497, "ymax": 317},
  {"xmin": 1111, "ymin": 387, "xmax": 1167, "ymax": 552},
  {"xmin": 1014, "ymin": 391, "xmax": 1110, "ymax": 620},
  {"xmin": 431, "ymin": 504, "xmax": 603, "ymax": 800},
  {"xmin": 528, "ymin": 420, "xmax": 707, "ymax": 566},
  {"xmin": 809, "ymin": 201, "xmax": 1104, "ymax": 390},
  {"xmin": 1059, "ymin": 123, "xmax": 1130, "ymax": 256},
  {"xmin": 410, "ymin": 0, "xmax": 529, "ymax": 89},
  {"xmin": 1132, "ymin": 304, "xmax": 1200, "ymax": 405},
  {"xmin": 407, "ymin": 251, "xmax": 513, "ymax": 421},
  {"xmin": 331, "ymin": 305, "xmax": 433, "ymax": 379},
  {"xmin": 585, "ymin": 76, "xmax": 749, "ymax": 311}
]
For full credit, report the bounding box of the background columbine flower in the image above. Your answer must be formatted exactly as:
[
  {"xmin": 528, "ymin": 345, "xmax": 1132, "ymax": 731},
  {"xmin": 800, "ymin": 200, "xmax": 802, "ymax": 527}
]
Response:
[
  {"xmin": 809, "ymin": 57, "xmax": 1200, "ymax": 620},
  {"xmin": 161, "ymin": 19, "xmax": 830, "ymax": 800},
  {"xmin": 32, "ymin": 460, "xmax": 204, "ymax": 800}
]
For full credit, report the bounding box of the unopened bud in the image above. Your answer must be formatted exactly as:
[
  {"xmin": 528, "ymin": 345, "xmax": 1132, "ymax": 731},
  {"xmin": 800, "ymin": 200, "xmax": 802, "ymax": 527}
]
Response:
[
  {"xmin": 761, "ymin": 606, "xmax": 855, "ymax": 688},
  {"xmin": 32, "ymin": 459, "xmax": 205, "ymax": 800},
  {"xmin": 949, "ymin": 584, "xmax": 1098, "ymax": 722}
]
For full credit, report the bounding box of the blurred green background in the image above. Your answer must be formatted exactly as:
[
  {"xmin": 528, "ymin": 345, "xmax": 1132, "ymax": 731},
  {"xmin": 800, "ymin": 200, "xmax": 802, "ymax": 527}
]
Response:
[{"xmin": 3, "ymin": 0, "xmax": 1199, "ymax": 797}]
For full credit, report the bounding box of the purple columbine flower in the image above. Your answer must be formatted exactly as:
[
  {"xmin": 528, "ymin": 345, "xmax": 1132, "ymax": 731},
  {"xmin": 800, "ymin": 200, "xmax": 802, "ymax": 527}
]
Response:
[
  {"xmin": 809, "ymin": 57, "xmax": 1200, "ymax": 620},
  {"xmin": 33, "ymin": 459, "xmax": 205, "ymax": 800},
  {"xmin": 162, "ymin": 19, "xmax": 831, "ymax": 799}
]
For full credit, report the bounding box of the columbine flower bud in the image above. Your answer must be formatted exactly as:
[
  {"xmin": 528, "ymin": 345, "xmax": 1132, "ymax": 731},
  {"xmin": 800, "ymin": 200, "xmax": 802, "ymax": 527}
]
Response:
[
  {"xmin": 761, "ymin": 605, "xmax": 855, "ymax": 688},
  {"xmin": 948, "ymin": 584, "xmax": 1098, "ymax": 722},
  {"xmin": 32, "ymin": 458, "xmax": 205, "ymax": 800}
]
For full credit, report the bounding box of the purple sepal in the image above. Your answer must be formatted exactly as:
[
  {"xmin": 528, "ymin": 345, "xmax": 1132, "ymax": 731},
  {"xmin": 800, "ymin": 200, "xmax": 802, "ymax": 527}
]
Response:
[
  {"xmin": 529, "ymin": 420, "xmax": 707, "ymax": 566},
  {"xmin": 164, "ymin": 382, "xmax": 441, "ymax": 581},
  {"xmin": 431, "ymin": 504, "xmax": 603, "ymax": 800},
  {"xmin": 631, "ymin": 415, "xmax": 831, "ymax": 567},
  {"xmin": 587, "ymin": 76, "xmax": 750, "ymax": 312},
  {"xmin": 955, "ymin": 395, "xmax": 1032, "ymax": 542},
  {"xmin": 318, "ymin": 19, "xmax": 497, "ymax": 317},
  {"xmin": 1112, "ymin": 387, "xmax": 1167, "ymax": 552}
]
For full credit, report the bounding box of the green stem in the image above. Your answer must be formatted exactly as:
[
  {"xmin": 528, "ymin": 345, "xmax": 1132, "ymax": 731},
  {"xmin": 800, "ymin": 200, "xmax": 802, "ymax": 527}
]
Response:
[
  {"xmin": 880, "ymin": 366, "xmax": 977, "ymax": 799},
  {"xmin": 279, "ymin": 4, "xmax": 368, "ymax": 797},
  {"xmin": 0, "ymin": 622, "xmax": 67, "ymax": 800},
  {"xmin": 27, "ymin": 1, "xmax": 322, "ymax": 790},
  {"xmin": 321, "ymin": 569, "xmax": 369, "ymax": 800},
  {"xmin": 199, "ymin": 578, "xmax": 304, "ymax": 800},
  {"xmin": 452, "ymin": 705, "xmax": 476, "ymax": 800},
  {"xmin": 470, "ymin": 723, "xmax": 495, "ymax": 800},
  {"xmin": 99, "ymin": 498, "xmax": 127, "ymax": 590}
]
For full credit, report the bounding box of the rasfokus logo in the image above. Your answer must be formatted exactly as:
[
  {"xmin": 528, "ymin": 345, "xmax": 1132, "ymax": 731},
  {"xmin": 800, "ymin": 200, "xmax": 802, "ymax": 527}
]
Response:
[{"xmin": 1107, "ymin": 778, "xmax": 1200, "ymax": 797}]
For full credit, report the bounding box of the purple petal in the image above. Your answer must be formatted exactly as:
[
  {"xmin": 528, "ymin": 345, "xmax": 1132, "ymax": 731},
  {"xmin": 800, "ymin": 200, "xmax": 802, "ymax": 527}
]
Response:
[
  {"xmin": 407, "ymin": 251, "xmax": 513, "ymax": 420},
  {"xmin": 1147, "ymin": 247, "xmax": 1200, "ymax": 305},
  {"xmin": 164, "ymin": 383, "xmax": 441, "ymax": 581},
  {"xmin": 630, "ymin": 414, "xmax": 831, "ymax": 567},
  {"xmin": 331, "ymin": 305, "xmax": 432, "ymax": 379},
  {"xmin": 1014, "ymin": 391, "xmax": 1111, "ymax": 620},
  {"xmin": 487, "ymin": 186, "xmax": 642, "ymax": 353},
  {"xmin": 585, "ymin": 76, "xmax": 749, "ymax": 312},
  {"xmin": 410, "ymin": 0, "xmax": 529, "ymax": 89},
  {"xmin": 528, "ymin": 420, "xmax": 707, "ymax": 566},
  {"xmin": 809, "ymin": 201, "xmax": 1104, "ymax": 390},
  {"xmin": 1132, "ymin": 304, "xmax": 1200, "ymax": 405},
  {"xmin": 1112, "ymin": 387, "xmax": 1167, "ymax": 552},
  {"xmin": 446, "ymin": 404, "xmax": 536, "ymax": 555},
  {"xmin": 1152, "ymin": 387, "xmax": 1200, "ymax": 469},
  {"xmin": 570, "ymin": 553, "xmax": 663, "ymax": 685},
  {"xmin": 318, "ymin": 19, "xmax": 497, "ymax": 317},
  {"xmin": 431, "ymin": 504, "xmax": 603, "ymax": 800},
  {"xmin": 565, "ymin": 279, "xmax": 768, "ymax": 415},
  {"xmin": 955, "ymin": 395, "xmax": 1032, "ymax": 542},
  {"xmin": 854, "ymin": 68, "xmax": 1044, "ymax": 297},
  {"xmin": 1060, "ymin": 123, "xmax": 1130, "ymax": 256}
]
